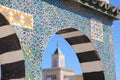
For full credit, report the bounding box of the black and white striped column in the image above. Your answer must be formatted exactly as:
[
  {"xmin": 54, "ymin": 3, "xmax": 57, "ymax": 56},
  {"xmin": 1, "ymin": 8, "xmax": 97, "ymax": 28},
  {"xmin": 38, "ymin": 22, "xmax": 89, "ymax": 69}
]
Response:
[
  {"xmin": 56, "ymin": 28, "xmax": 105, "ymax": 80},
  {"xmin": 0, "ymin": 13, "xmax": 25, "ymax": 80}
]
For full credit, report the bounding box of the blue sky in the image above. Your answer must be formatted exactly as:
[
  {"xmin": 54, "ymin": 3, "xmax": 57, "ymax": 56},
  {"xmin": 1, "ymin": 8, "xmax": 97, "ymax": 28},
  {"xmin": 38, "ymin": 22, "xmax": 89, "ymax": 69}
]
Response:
[
  {"xmin": 43, "ymin": 0, "xmax": 120, "ymax": 80},
  {"xmin": 42, "ymin": 34, "xmax": 82, "ymax": 74},
  {"xmin": 110, "ymin": 0, "xmax": 120, "ymax": 80},
  {"xmin": 113, "ymin": 20, "xmax": 120, "ymax": 80},
  {"xmin": 114, "ymin": 20, "xmax": 120, "ymax": 80}
]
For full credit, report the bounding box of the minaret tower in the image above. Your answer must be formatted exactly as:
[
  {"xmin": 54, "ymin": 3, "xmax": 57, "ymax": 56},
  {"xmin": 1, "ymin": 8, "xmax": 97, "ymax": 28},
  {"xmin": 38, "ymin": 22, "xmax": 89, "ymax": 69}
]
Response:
[{"xmin": 52, "ymin": 42, "xmax": 65, "ymax": 68}]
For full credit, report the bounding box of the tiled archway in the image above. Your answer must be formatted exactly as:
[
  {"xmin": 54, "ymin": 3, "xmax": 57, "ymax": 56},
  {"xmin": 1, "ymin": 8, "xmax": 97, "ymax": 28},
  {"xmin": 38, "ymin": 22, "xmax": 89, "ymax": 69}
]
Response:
[
  {"xmin": 56, "ymin": 28, "xmax": 105, "ymax": 80},
  {"xmin": 0, "ymin": 13, "xmax": 25, "ymax": 80}
]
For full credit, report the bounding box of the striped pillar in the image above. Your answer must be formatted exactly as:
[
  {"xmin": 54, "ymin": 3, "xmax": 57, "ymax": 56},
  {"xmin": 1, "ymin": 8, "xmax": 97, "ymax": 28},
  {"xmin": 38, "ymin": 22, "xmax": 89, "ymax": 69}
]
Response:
[
  {"xmin": 56, "ymin": 28, "xmax": 105, "ymax": 80},
  {"xmin": 0, "ymin": 13, "xmax": 25, "ymax": 80}
]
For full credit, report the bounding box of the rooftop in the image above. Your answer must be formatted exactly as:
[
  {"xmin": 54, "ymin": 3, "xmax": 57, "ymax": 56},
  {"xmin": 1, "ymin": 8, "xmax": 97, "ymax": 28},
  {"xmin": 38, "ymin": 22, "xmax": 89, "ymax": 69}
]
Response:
[
  {"xmin": 53, "ymin": 42, "xmax": 64, "ymax": 55},
  {"xmin": 63, "ymin": 0, "xmax": 120, "ymax": 20}
]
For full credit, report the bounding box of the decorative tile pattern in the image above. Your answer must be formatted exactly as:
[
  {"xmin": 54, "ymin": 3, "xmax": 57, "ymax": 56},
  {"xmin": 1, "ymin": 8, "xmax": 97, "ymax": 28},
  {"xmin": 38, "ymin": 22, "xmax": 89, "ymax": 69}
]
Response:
[
  {"xmin": 0, "ymin": 0, "xmax": 116, "ymax": 80},
  {"xmin": 91, "ymin": 19, "xmax": 103, "ymax": 41},
  {"xmin": 0, "ymin": 5, "xmax": 33, "ymax": 29}
]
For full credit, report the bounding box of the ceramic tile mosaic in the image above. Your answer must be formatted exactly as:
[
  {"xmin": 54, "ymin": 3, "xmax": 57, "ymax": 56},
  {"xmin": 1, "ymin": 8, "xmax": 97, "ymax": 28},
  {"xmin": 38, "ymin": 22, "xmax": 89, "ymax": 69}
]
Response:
[
  {"xmin": 91, "ymin": 19, "xmax": 103, "ymax": 41},
  {"xmin": 0, "ymin": 5, "xmax": 33, "ymax": 29},
  {"xmin": 0, "ymin": 0, "xmax": 116, "ymax": 80}
]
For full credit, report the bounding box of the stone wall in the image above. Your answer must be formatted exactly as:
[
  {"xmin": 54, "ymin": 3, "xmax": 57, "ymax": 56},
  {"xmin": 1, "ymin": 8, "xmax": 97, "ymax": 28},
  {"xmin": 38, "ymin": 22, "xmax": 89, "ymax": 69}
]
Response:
[{"xmin": 69, "ymin": 75, "xmax": 83, "ymax": 80}]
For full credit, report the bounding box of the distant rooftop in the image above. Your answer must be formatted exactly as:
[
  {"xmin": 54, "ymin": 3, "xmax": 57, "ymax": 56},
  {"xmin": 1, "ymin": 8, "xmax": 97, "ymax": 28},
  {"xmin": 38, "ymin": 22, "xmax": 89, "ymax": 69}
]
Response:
[{"xmin": 53, "ymin": 42, "xmax": 63, "ymax": 55}]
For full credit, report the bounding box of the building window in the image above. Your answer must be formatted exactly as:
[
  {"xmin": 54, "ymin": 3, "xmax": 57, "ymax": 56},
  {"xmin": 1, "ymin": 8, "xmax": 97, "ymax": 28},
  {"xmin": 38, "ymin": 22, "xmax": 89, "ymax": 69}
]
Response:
[
  {"xmin": 46, "ymin": 77, "xmax": 52, "ymax": 80},
  {"xmin": 64, "ymin": 76, "xmax": 70, "ymax": 80},
  {"xmin": 46, "ymin": 75, "xmax": 56, "ymax": 80}
]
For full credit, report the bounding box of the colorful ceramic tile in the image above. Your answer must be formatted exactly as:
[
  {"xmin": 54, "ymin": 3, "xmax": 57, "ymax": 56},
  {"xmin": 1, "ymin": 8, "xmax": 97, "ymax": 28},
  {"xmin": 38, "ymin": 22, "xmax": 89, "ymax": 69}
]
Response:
[
  {"xmin": 0, "ymin": 5, "xmax": 33, "ymax": 29},
  {"xmin": 0, "ymin": 0, "xmax": 115, "ymax": 80},
  {"xmin": 91, "ymin": 19, "xmax": 103, "ymax": 41}
]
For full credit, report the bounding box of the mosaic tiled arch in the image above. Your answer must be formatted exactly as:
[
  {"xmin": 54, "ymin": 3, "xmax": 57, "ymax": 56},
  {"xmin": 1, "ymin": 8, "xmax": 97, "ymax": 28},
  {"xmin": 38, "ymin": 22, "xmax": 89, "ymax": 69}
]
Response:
[
  {"xmin": 0, "ymin": 0, "xmax": 117, "ymax": 80},
  {"xmin": 56, "ymin": 28, "xmax": 105, "ymax": 80},
  {"xmin": 0, "ymin": 13, "xmax": 25, "ymax": 79}
]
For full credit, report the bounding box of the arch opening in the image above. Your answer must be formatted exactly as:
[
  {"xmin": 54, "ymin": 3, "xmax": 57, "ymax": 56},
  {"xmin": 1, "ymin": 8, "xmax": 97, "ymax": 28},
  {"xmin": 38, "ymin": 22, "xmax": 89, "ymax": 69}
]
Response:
[
  {"xmin": 0, "ymin": 13, "xmax": 25, "ymax": 79},
  {"xmin": 42, "ymin": 34, "xmax": 82, "ymax": 80},
  {"xmin": 56, "ymin": 28, "xmax": 105, "ymax": 80}
]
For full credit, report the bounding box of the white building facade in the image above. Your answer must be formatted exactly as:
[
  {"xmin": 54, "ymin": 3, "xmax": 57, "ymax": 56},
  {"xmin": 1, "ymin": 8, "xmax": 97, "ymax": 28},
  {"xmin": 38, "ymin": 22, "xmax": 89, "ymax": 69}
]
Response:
[{"xmin": 42, "ymin": 46, "xmax": 83, "ymax": 80}]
